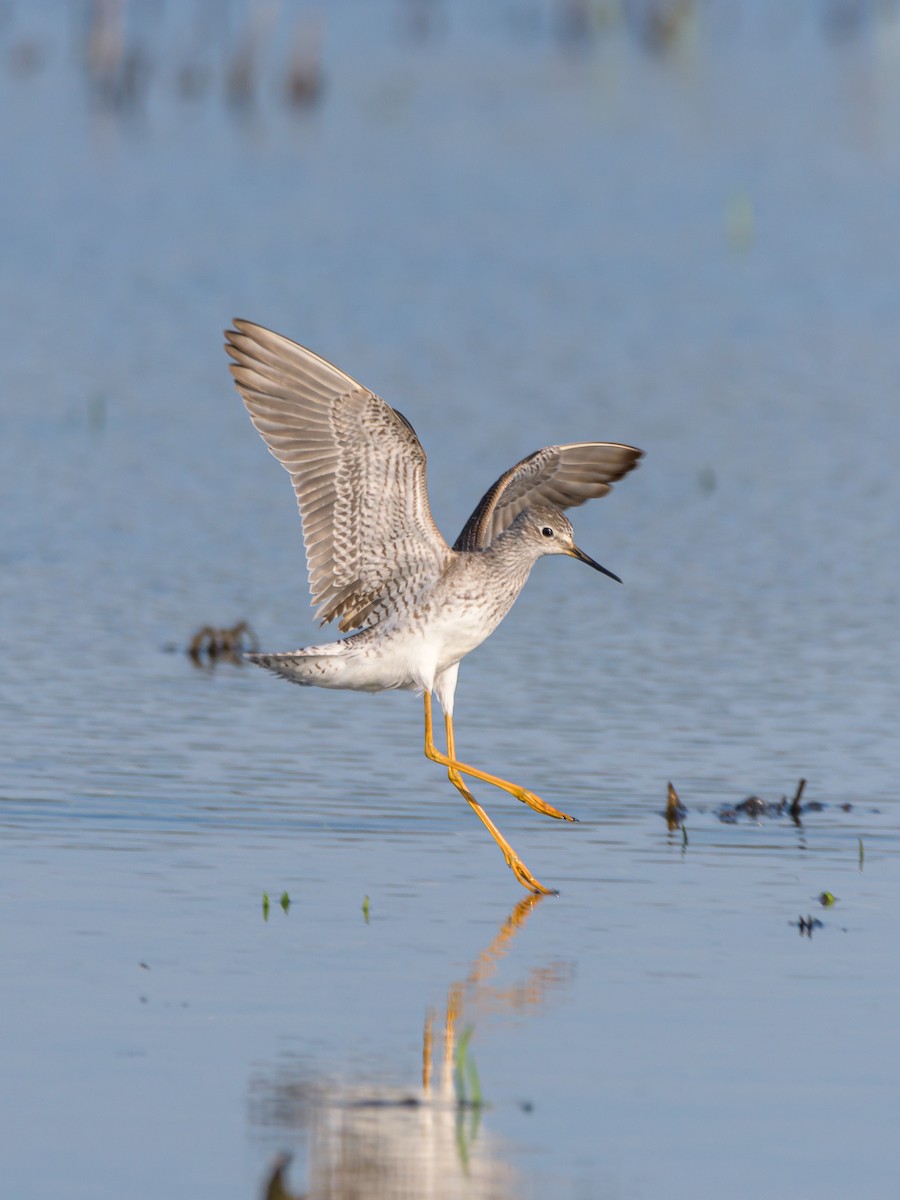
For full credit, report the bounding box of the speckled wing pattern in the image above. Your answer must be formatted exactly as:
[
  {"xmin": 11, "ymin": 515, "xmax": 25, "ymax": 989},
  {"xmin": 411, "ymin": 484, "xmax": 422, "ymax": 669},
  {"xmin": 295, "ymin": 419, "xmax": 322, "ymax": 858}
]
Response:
[
  {"xmin": 453, "ymin": 442, "xmax": 643, "ymax": 551},
  {"xmin": 226, "ymin": 320, "xmax": 450, "ymax": 632}
]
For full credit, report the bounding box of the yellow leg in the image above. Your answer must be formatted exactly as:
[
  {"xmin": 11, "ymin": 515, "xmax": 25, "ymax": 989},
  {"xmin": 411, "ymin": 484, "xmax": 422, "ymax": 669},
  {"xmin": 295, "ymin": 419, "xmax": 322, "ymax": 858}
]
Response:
[
  {"xmin": 428, "ymin": 701, "xmax": 575, "ymax": 822},
  {"xmin": 424, "ymin": 694, "xmax": 557, "ymax": 896}
]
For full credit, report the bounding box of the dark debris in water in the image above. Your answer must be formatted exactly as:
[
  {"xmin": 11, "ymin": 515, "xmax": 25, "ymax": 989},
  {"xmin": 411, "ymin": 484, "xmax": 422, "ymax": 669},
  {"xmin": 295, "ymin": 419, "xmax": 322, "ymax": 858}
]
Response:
[
  {"xmin": 187, "ymin": 620, "xmax": 259, "ymax": 666},
  {"xmin": 664, "ymin": 781, "xmax": 687, "ymax": 830},
  {"xmin": 668, "ymin": 779, "xmax": 862, "ymax": 835},
  {"xmin": 717, "ymin": 778, "xmax": 832, "ymax": 826},
  {"xmin": 795, "ymin": 915, "xmax": 825, "ymax": 938}
]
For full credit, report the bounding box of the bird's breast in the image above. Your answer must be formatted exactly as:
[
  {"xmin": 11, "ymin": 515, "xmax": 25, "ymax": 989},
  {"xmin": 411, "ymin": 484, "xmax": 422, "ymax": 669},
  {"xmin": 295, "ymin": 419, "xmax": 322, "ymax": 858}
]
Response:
[{"xmin": 404, "ymin": 562, "xmax": 527, "ymax": 672}]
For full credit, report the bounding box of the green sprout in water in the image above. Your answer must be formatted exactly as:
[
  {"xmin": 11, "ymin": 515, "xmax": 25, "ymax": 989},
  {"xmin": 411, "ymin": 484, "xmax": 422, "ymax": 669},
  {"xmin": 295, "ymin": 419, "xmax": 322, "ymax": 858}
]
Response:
[
  {"xmin": 454, "ymin": 1026, "xmax": 483, "ymax": 1109},
  {"xmin": 262, "ymin": 892, "xmax": 270, "ymax": 921},
  {"xmin": 280, "ymin": 891, "xmax": 291, "ymax": 914},
  {"xmin": 453, "ymin": 1025, "xmax": 484, "ymax": 1173},
  {"xmin": 362, "ymin": 895, "xmax": 370, "ymax": 924},
  {"xmin": 858, "ymin": 837, "xmax": 865, "ymax": 870}
]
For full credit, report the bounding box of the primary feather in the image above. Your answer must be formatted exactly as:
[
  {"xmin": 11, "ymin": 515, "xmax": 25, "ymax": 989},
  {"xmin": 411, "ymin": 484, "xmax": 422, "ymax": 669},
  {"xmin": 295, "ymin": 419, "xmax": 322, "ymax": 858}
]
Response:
[{"xmin": 225, "ymin": 320, "xmax": 449, "ymax": 632}]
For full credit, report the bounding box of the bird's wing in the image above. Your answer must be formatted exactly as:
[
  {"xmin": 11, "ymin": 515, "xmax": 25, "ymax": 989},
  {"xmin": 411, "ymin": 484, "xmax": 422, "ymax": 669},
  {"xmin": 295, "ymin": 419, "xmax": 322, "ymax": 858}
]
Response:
[
  {"xmin": 453, "ymin": 442, "xmax": 643, "ymax": 551},
  {"xmin": 226, "ymin": 320, "xmax": 450, "ymax": 632}
]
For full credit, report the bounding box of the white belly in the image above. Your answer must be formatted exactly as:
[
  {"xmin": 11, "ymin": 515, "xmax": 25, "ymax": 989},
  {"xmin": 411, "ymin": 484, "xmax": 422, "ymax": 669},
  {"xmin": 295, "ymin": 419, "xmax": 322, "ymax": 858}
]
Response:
[{"xmin": 251, "ymin": 608, "xmax": 498, "ymax": 693}]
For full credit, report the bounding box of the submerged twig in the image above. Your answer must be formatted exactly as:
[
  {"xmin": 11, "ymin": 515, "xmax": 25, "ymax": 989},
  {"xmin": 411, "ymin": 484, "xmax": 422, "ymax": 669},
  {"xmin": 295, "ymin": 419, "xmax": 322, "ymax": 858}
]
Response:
[{"xmin": 789, "ymin": 778, "xmax": 807, "ymax": 825}]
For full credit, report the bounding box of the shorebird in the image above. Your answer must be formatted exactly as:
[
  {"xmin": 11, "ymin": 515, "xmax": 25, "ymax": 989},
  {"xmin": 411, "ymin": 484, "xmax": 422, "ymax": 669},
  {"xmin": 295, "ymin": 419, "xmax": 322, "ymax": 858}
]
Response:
[{"xmin": 225, "ymin": 320, "xmax": 642, "ymax": 893}]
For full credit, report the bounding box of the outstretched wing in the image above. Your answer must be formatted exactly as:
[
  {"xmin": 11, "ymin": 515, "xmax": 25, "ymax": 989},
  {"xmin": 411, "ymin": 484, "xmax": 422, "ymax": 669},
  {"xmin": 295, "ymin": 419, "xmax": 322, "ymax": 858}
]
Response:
[
  {"xmin": 454, "ymin": 442, "xmax": 643, "ymax": 551},
  {"xmin": 226, "ymin": 320, "xmax": 449, "ymax": 631}
]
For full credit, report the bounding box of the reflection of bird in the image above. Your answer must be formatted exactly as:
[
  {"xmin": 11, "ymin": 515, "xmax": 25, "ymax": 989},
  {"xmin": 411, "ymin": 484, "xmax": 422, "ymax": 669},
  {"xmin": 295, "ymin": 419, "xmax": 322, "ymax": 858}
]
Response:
[
  {"xmin": 257, "ymin": 894, "xmax": 560, "ymax": 1200},
  {"xmin": 225, "ymin": 321, "xmax": 642, "ymax": 893}
]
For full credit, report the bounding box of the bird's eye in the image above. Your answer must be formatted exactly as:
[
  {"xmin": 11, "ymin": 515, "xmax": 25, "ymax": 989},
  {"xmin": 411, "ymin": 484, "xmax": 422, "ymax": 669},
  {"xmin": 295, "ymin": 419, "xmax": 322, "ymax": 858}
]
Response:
[{"xmin": 541, "ymin": 526, "xmax": 554, "ymax": 538}]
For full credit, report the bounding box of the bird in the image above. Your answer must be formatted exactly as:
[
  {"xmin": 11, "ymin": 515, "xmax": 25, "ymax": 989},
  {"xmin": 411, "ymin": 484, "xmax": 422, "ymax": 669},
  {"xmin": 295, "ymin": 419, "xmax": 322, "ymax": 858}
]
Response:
[{"xmin": 225, "ymin": 320, "xmax": 643, "ymax": 894}]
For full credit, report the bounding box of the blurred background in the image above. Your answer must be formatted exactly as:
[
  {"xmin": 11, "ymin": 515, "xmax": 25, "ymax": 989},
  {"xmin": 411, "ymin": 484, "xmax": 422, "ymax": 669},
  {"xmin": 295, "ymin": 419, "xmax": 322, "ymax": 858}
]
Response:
[{"xmin": 2, "ymin": 2, "xmax": 900, "ymax": 1198}]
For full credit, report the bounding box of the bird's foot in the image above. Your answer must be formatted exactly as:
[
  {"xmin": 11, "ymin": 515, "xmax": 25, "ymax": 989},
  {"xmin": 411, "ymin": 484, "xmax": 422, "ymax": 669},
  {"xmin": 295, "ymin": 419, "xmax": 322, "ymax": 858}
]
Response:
[
  {"xmin": 505, "ymin": 851, "xmax": 559, "ymax": 896},
  {"xmin": 510, "ymin": 785, "xmax": 577, "ymax": 823}
]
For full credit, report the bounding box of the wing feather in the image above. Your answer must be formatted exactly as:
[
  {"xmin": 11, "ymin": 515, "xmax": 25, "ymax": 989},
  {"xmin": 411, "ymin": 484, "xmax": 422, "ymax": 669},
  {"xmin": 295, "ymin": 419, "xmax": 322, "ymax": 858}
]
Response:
[
  {"xmin": 226, "ymin": 320, "xmax": 449, "ymax": 631},
  {"xmin": 454, "ymin": 442, "xmax": 643, "ymax": 551}
]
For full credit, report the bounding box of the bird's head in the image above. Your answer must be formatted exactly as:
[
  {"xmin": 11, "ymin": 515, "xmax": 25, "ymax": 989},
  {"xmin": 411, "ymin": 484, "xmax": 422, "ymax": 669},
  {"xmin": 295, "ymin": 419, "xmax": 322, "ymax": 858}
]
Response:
[{"xmin": 513, "ymin": 505, "xmax": 622, "ymax": 582}]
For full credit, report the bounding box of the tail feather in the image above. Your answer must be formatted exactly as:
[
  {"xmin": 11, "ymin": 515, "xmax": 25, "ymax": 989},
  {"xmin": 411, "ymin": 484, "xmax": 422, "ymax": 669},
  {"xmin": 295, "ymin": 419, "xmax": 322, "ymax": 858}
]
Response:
[
  {"xmin": 248, "ymin": 648, "xmax": 362, "ymax": 686},
  {"xmin": 245, "ymin": 650, "xmax": 335, "ymax": 685},
  {"xmin": 243, "ymin": 631, "xmax": 402, "ymax": 693}
]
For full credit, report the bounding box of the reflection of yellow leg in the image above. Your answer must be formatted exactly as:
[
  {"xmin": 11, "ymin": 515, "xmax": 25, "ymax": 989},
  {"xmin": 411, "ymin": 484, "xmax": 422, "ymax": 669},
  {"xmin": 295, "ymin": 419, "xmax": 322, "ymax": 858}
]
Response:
[
  {"xmin": 466, "ymin": 894, "xmax": 544, "ymax": 989},
  {"xmin": 442, "ymin": 982, "xmax": 463, "ymax": 1092},
  {"xmin": 423, "ymin": 1008, "xmax": 434, "ymax": 1093},
  {"xmin": 424, "ymin": 695, "xmax": 557, "ymax": 896}
]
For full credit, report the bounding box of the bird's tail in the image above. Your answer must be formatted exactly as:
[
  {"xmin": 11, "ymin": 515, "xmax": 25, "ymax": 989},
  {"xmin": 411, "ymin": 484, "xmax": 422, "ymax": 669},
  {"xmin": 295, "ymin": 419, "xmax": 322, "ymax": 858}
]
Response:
[
  {"xmin": 247, "ymin": 643, "xmax": 367, "ymax": 691},
  {"xmin": 245, "ymin": 645, "xmax": 349, "ymax": 686}
]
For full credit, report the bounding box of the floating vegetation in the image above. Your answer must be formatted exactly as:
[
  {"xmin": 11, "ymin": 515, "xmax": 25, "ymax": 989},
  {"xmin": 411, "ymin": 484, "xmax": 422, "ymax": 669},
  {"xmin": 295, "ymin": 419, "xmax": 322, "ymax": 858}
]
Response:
[
  {"xmin": 262, "ymin": 890, "xmax": 291, "ymax": 920},
  {"xmin": 362, "ymin": 895, "xmax": 371, "ymax": 924},
  {"xmin": 818, "ymin": 891, "xmax": 837, "ymax": 907},
  {"xmin": 858, "ymin": 837, "xmax": 865, "ymax": 870},
  {"xmin": 187, "ymin": 620, "xmax": 259, "ymax": 666}
]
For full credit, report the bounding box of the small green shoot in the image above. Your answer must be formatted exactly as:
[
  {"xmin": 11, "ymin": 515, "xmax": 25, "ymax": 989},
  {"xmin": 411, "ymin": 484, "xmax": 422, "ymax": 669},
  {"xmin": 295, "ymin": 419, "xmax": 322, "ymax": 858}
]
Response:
[
  {"xmin": 262, "ymin": 892, "xmax": 270, "ymax": 921},
  {"xmin": 453, "ymin": 1025, "xmax": 484, "ymax": 1174},
  {"xmin": 454, "ymin": 1026, "xmax": 483, "ymax": 1109},
  {"xmin": 280, "ymin": 891, "xmax": 291, "ymax": 914},
  {"xmin": 858, "ymin": 837, "xmax": 864, "ymax": 870},
  {"xmin": 362, "ymin": 895, "xmax": 370, "ymax": 924}
]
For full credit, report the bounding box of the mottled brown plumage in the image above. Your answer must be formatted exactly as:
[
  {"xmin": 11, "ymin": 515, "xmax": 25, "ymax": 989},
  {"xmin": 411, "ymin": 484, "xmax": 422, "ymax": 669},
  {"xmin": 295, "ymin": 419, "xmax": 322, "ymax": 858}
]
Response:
[{"xmin": 225, "ymin": 319, "xmax": 643, "ymax": 894}]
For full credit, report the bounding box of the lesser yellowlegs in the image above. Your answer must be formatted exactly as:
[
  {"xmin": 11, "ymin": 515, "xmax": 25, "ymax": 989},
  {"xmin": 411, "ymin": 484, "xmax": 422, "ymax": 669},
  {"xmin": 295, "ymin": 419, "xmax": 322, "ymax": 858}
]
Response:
[{"xmin": 225, "ymin": 320, "xmax": 643, "ymax": 894}]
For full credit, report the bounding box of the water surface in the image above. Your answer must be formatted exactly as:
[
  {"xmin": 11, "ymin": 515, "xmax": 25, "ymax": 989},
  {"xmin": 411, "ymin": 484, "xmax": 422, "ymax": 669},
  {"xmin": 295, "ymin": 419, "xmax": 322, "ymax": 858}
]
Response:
[{"xmin": 2, "ymin": 3, "xmax": 899, "ymax": 1197}]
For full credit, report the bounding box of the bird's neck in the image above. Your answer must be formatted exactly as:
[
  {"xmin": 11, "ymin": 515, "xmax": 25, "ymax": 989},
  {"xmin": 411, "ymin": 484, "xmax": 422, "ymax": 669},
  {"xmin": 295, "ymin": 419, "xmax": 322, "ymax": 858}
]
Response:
[{"xmin": 479, "ymin": 532, "xmax": 539, "ymax": 594}]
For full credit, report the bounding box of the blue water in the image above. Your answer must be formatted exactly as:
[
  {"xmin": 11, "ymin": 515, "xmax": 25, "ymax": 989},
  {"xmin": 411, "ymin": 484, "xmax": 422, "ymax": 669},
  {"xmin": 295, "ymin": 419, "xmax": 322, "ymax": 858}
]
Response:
[{"xmin": 2, "ymin": 2, "xmax": 899, "ymax": 1197}]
